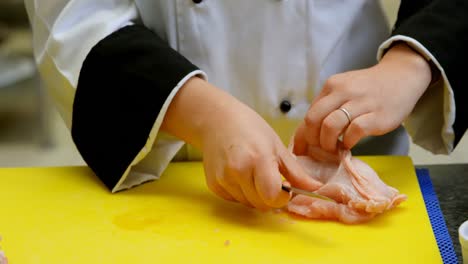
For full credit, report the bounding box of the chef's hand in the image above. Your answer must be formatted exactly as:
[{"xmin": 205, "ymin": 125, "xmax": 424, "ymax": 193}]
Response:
[
  {"xmin": 293, "ymin": 43, "xmax": 433, "ymax": 155},
  {"xmin": 161, "ymin": 77, "xmax": 322, "ymax": 210}
]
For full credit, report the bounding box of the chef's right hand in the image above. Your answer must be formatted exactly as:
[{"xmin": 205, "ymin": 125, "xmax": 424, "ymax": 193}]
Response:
[
  {"xmin": 161, "ymin": 77, "xmax": 322, "ymax": 210},
  {"xmin": 200, "ymin": 98, "xmax": 322, "ymax": 210}
]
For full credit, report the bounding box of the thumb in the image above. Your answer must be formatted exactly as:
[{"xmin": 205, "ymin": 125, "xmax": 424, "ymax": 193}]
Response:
[{"xmin": 279, "ymin": 148, "xmax": 322, "ymax": 191}]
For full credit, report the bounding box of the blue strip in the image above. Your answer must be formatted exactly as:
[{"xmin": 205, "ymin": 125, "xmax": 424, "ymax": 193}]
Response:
[{"xmin": 416, "ymin": 168, "xmax": 458, "ymax": 264}]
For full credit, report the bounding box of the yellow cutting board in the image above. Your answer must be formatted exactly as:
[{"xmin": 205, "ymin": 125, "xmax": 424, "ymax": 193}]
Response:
[{"xmin": 0, "ymin": 157, "xmax": 442, "ymax": 263}]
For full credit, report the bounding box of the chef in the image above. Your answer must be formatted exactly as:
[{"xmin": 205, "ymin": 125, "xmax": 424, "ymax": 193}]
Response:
[{"xmin": 24, "ymin": 0, "xmax": 465, "ymax": 210}]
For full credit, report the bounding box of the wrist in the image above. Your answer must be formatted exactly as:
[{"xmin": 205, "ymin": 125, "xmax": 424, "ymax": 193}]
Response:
[{"xmin": 378, "ymin": 43, "xmax": 432, "ymax": 88}]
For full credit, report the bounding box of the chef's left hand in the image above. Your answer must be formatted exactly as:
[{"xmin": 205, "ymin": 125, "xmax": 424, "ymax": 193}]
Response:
[{"xmin": 293, "ymin": 43, "xmax": 434, "ymax": 154}]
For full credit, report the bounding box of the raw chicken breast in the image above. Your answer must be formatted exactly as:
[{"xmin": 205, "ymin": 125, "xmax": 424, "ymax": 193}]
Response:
[
  {"xmin": 287, "ymin": 146, "xmax": 407, "ymax": 224},
  {"xmin": 288, "ymin": 195, "xmax": 376, "ymax": 224}
]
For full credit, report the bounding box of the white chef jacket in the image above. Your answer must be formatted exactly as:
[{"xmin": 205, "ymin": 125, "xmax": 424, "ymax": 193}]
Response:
[{"xmin": 24, "ymin": 0, "xmax": 455, "ymax": 192}]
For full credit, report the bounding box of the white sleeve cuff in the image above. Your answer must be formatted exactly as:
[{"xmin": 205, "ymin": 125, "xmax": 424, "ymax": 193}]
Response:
[
  {"xmin": 377, "ymin": 35, "xmax": 456, "ymax": 154},
  {"xmin": 111, "ymin": 69, "xmax": 208, "ymax": 192}
]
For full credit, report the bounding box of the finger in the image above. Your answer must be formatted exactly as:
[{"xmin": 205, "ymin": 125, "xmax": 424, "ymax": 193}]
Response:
[
  {"xmin": 218, "ymin": 169, "xmax": 252, "ymax": 207},
  {"xmin": 279, "ymin": 149, "xmax": 323, "ymax": 191},
  {"xmin": 237, "ymin": 175, "xmax": 270, "ymax": 211},
  {"xmin": 253, "ymin": 158, "xmax": 291, "ymax": 208},
  {"xmin": 292, "ymin": 122, "xmax": 308, "ymax": 156},
  {"xmin": 206, "ymin": 178, "xmax": 236, "ymax": 202},
  {"xmin": 203, "ymin": 161, "xmax": 236, "ymax": 201},
  {"xmin": 319, "ymin": 102, "xmax": 371, "ymax": 153},
  {"xmin": 342, "ymin": 113, "xmax": 379, "ymax": 149},
  {"xmin": 320, "ymin": 108, "xmax": 350, "ymax": 153},
  {"xmin": 304, "ymin": 95, "xmax": 347, "ymax": 147},
  {"xmin": 223, "ymin": 181, "xmax": 252, "ymax": 208}
]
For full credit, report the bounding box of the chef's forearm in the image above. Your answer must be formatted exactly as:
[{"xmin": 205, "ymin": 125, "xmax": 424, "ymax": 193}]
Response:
[
  {"xmin": 72, "ymin": 24, "xmax": 205, "ymax": 190},
  {"xmin": 391, "ymin": 0, "xmax": 468, "ymax": 147}
]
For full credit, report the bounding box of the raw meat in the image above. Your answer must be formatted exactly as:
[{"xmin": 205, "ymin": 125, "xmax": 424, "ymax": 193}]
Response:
[
  {"xmin": 0, "ymin": 235, "xmax": 6, "ymax": 264},
  {"xmin": 287, "ymin": 145, "xmax": 407, "ymax": 224},
  {"xmin": 0, "ymin": 251, "xmax": 7, "ymax": 264}
]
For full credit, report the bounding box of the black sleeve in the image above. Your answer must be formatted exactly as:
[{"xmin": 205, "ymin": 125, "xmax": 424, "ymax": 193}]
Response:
[
  {"xmin": 72, "ymin": 25, "xmax": 200, "ymax": 191},
  {"xmin": 392, "ymin": 0, "xmax": 468, "ymax": 147}
]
